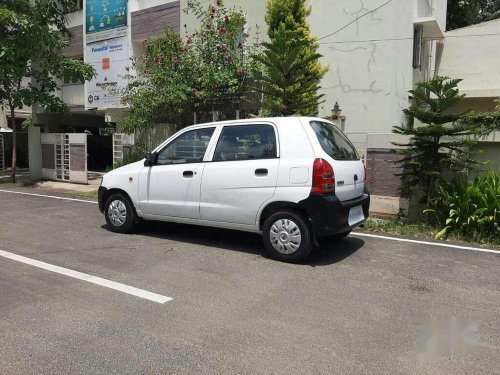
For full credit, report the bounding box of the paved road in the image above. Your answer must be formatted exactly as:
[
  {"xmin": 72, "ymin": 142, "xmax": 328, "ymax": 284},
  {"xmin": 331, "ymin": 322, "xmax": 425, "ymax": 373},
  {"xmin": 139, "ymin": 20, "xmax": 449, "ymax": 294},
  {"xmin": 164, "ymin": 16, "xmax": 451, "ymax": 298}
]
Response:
[{"xmin": 0, "ymin": 190, "xmax": 499, "ymax": 374}]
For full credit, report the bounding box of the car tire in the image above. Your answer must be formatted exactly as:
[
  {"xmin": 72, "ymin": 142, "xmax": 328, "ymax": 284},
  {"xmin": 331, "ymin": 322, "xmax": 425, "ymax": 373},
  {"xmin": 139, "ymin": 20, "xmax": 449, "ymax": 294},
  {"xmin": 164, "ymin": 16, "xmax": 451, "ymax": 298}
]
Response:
[
  {"xmin": 262, "ymin": 210, "xmax": 313, "ymax": 263},
  {"xmin": 331, "ymin": 230, "xmax": 351, "ymax": 240},
  {"xmin": 104, "ymin": 193, "xmax": 136, "ymax": 234}
]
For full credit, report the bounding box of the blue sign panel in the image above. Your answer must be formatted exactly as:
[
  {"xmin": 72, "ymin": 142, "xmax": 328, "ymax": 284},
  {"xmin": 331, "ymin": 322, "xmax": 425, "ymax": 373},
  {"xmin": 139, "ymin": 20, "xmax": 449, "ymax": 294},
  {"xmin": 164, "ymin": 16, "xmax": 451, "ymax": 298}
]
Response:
[{"xmin": 86, "ymin": 0, "xmax": 127, "ymax": 35}]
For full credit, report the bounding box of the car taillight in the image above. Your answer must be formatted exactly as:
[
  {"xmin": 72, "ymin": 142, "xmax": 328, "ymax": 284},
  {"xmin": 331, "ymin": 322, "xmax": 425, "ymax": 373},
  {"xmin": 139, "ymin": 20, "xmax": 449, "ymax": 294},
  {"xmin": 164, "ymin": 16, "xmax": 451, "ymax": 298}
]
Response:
[{"xmin": 311, "ymin": 158, "xmax": 335, "ymax": 194}]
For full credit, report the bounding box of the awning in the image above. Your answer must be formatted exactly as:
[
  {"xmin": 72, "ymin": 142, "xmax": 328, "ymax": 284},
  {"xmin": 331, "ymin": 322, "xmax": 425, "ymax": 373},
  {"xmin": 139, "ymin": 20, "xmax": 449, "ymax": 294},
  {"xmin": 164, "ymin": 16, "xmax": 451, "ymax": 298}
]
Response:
[{"xmin": 414, "ymin": 17, "xmax": 444, "ymax": 40}]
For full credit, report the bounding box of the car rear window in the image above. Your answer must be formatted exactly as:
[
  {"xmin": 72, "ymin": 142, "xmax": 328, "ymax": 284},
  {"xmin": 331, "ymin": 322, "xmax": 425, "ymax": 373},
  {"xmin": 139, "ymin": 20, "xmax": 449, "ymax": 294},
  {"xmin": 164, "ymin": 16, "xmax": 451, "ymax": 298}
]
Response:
[{"xmin": 310, "ymin": 121, "xmax": 359, "ymax": 161}]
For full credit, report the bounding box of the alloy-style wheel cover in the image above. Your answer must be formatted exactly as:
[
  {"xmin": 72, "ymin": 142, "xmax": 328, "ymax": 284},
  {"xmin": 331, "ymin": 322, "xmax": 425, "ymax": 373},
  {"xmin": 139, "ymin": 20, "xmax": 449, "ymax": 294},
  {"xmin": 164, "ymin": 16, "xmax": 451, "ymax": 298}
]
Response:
[
  {"xmin": 108, "ymin": 200, "xmax": 127, "ymax": 227},
  {"xmin": 269, "ymin": 219, "xmax": 302, "ymax": 254}
]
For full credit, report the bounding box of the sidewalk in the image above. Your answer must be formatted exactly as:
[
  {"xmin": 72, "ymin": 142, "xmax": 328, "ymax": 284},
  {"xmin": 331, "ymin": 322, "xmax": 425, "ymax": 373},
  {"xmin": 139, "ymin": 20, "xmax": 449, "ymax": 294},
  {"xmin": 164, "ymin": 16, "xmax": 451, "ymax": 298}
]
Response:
[
  {"xmin": 0, "ymin": 169, "xmax": 101, "ymax": 197},
  {"xmin": 35, "ymin": 180, "xmax": 100, "ymax": 194}
]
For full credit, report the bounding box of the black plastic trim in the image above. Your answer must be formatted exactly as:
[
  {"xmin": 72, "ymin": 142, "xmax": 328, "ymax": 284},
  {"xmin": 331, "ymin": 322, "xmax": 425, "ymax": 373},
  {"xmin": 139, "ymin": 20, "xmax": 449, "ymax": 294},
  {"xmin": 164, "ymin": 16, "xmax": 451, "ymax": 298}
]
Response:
[
  {"xmin": 298, "ymin": 193, "xmax": 370, "ymax": 238},
  {"xmin": 98, "ymin": 186, "xmax": 107, "ymax": 213}
]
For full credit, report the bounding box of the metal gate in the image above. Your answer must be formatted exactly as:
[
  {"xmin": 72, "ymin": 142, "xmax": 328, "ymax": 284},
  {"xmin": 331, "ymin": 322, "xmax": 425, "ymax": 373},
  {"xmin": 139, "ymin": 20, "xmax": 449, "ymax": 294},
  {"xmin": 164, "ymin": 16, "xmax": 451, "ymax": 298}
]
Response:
[
  {"xmin": 0, "ymin": 134, "xmax": 4, "ymax": 170},
  {"xmin": 41, "ymin": 133, "xmax": 88, "ymax": 183},
  {"xmin": 113, "ymin": 133, "xmax": 134, "ymax": 166}
]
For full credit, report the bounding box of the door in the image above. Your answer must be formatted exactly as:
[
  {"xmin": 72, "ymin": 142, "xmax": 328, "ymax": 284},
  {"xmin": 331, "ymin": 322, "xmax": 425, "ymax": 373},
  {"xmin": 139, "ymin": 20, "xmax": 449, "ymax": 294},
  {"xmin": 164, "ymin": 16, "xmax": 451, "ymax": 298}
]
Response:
[
  {"xmin": 139, "ymin": 127, "xmax": 215, "ymax": 219},
  {"xmin": 113, "ymin": 133, "xmax": 135, "ymax": 166},
  {"xmin": 40, "ymin": 133, "xmax": 88, "ymax": 183},
  {"xmin": 200, "ymin": 124, "xmax": 279, "ymax": 225},
  {"xmin": 309, "ymin": 120, "xmax": 365, "ymax": 201}
]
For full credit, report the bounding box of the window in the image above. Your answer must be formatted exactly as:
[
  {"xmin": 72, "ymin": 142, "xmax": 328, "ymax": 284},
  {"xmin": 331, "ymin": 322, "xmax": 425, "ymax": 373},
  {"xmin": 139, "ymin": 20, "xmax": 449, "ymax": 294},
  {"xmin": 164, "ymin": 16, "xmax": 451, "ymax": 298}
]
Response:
[
  {"xmin": 310, "ymin": 121, "xmax": 359, "ymax": 161},
  {"xmin": 413, "ymin": 25, "xmax": 423, "ymax": 69},
  {"xmin": 156, "ymin": 127, "xmax": 215, "ymax": 165},
  {"xmin": 213, "ymin": 125, "xmax": 277, "ymax": 161}
]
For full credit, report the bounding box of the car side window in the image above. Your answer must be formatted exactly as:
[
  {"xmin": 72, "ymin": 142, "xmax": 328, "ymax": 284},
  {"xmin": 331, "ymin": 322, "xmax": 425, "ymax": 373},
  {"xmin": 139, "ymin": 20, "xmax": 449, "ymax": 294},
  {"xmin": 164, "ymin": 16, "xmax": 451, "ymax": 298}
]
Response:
[
  {"xmin": 213, "ymin": 125, "xmax": 277, "ymax": 162},
  {"xmin": 156, "ymin": 127, "xmax": 215, "ymax": 165}
]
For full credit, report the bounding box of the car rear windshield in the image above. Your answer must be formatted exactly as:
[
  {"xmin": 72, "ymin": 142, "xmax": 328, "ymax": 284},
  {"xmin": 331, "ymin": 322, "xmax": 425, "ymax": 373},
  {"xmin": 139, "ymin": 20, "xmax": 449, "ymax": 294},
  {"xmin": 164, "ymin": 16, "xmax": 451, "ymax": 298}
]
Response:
[{"xmin": 310, "ymin": 121, "xmax": 359, "ymax": 161}]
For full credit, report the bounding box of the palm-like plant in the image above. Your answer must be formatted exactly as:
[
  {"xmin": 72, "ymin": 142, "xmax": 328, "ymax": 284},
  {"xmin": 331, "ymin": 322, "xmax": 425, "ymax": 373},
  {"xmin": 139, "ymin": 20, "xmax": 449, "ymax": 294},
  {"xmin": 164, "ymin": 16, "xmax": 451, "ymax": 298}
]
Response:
[
  {"xmin": 426, "ymin": 172, "xmax": 500, "ymax": 242},
  {"xmin": 392, "ymin": 76, "xmax": 483, "ymax": 201}
]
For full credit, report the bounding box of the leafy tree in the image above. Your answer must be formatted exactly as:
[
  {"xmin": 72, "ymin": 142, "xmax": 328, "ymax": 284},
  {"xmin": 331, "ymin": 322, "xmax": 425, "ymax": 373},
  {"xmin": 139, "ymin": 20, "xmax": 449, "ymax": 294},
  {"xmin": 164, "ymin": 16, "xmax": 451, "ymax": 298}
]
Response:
[
  {"xmin": 121, "ymin": 0, "xmax": 259, "ymax": 134},
  {"xmin": 392, "ymin": 76, "xmax": 482, "ymax": 202},
  {"xmin": 255, "ymin": 0, "xmax": 327, "ymax": 116},
  {"xmin": 447, "ymin": 0, "xmax": 500, "ymax": 30},
  {"xmin": 0, "ymin": 0, "xmax": 95, "ymax": 182}
]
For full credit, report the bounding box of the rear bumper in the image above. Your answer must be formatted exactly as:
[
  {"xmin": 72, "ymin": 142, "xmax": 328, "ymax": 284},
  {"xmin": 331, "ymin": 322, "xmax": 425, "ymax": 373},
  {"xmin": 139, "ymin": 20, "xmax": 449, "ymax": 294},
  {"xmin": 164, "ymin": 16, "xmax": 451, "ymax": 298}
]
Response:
[
  {"xmin": 98, "ymin": 186, "xmax": 107, "ymax": 213},
  {"xmin": 298, "ymin": 193, "xmax": 370, "ymax": 238}
]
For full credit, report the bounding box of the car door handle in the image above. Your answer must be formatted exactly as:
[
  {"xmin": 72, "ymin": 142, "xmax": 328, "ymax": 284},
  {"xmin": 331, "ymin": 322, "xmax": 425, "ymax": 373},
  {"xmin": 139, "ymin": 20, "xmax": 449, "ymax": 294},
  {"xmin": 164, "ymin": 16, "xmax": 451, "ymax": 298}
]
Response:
[
  {"xmin": 255, "ymin": 168, "xmax": 268, "ymax": 176},
  {"xmin": 183, "ymin": 170, "xmax": 194, "ymax": 177}
]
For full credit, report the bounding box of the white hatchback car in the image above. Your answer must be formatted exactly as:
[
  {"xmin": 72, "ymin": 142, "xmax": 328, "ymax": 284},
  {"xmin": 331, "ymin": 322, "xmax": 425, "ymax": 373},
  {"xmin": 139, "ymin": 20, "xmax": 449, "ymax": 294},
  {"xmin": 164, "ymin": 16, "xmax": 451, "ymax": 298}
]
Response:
[{"xmin": 99, "ymin": 117, "xmax": 369, "ymax": 262}]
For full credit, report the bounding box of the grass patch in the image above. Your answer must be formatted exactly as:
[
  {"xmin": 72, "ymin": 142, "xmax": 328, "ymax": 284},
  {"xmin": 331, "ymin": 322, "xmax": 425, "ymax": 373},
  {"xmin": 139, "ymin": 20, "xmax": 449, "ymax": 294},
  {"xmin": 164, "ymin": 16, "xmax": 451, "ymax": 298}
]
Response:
[
  {"xmin": 361, "ymin": 217, "xmax": 499, "ymax": 248},
  {"xmin": 0, "ymin": 179, "xmax": 35, "ymax": 188},
  {"xmin": 75, "ymin": 190, "xmax": 98, "ymax": 198},
  {"xmin": 363, "ymin": 217, "xmax": 435, "ymax": 237}
]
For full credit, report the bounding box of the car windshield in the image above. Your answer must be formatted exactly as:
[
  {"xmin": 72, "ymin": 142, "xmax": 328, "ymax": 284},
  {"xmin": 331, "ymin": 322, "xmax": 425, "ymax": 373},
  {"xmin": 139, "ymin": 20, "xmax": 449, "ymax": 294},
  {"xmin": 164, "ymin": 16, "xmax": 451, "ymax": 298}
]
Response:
[{"xmin": 310, "ymin": 121, "xmax": 359, "ymax": 161}]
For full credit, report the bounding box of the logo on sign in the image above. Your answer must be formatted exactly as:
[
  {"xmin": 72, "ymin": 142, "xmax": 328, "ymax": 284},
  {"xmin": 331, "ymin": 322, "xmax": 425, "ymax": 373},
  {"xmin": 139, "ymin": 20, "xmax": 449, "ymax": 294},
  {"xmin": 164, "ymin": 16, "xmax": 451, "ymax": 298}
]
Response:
[
  {"xmin": 88, "ymin": 95, "xmax": 100, "ymax": 104},
  {"xmin": 102, "ymin": 57, "xmax": 110, "ymax": 70}
]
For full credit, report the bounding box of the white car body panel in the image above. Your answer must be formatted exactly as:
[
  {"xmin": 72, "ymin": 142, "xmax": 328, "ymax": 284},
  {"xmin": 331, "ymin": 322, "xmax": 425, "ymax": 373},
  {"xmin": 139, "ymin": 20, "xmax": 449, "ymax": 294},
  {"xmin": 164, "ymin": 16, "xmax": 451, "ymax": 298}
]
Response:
[
  {"xmin": 138, "ymin": 162, "xmax": 206, "ymax": 219},
  {"xmin": 200, "ymin": 158, "xmax": 280, "ymax": 225}
]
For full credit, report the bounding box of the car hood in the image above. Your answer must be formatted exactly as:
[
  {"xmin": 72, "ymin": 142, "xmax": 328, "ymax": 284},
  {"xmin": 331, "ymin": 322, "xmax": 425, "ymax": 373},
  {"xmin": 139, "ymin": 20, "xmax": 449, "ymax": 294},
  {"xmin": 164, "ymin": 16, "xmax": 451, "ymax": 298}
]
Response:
[{"xmin": 105, "ymin": 160, "xmax": 144, "ymax": 177}]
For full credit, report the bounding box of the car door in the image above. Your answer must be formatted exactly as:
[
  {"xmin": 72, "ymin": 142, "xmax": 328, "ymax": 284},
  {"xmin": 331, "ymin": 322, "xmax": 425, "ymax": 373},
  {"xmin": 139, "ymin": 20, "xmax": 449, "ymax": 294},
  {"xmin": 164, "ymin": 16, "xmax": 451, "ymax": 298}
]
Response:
[
  {"xmin": 139, "ymin": 127, "xmax": 216, "ymax": 219},
  {"xmin": 200, "ymin": 123, "xmax": 279, "ymax": 225}
]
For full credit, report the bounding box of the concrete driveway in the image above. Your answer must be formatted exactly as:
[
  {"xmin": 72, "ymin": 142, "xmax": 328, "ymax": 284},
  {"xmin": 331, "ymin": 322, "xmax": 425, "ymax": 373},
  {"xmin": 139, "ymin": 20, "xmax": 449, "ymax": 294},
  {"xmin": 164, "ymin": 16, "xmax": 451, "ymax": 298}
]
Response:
[{"xmin": 0, "ymin": 189, "xmax": 499, "ymax": 374}]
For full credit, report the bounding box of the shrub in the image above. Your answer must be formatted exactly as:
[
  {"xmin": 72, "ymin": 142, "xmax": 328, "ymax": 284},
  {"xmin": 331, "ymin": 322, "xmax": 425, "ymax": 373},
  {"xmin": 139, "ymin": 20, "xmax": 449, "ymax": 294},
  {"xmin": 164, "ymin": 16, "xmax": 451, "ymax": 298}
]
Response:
[
  {"xmin": 106, "ymin": 143, "xmax": 148, "ymax": 172},
  {"xmin": 425, "ymin": 172, "xmax": 500, "ymax": 242}
]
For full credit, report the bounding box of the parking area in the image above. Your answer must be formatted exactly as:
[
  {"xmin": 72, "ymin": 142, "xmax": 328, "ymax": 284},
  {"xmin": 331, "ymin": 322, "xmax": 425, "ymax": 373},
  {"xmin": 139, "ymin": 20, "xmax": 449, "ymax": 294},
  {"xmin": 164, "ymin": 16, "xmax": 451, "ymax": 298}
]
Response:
[{"xmin": 0, "ymin": 189, "xmax": 499, "ymax": 375}]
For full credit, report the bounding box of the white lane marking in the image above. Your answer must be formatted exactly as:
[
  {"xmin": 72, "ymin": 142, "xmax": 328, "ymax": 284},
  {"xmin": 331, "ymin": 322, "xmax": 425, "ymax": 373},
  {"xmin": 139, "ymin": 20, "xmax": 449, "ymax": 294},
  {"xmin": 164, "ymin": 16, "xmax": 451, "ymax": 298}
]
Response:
[
  {"xmin": 0, "ymin": 249, "xmax": 172, "ymax": 304},
  {"xmin": 0, "ymin": 189, "xmax": 97, "ymax": 204},
  {"xmin": 351, "ymin": 232, "xmax": 500, "ymax": 254}
]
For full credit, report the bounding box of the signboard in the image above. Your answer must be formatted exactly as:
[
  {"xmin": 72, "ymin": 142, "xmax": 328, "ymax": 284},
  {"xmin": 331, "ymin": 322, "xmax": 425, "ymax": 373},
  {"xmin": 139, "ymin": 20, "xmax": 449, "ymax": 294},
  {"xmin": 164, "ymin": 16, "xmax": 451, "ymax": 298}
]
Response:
[
  {"xmin": 85, "ymin": 36, "xmax": 128, "ymax": 109},
  {"xmin": 86, "ymin": 0, "xmax": 127, "ymax": 43}
]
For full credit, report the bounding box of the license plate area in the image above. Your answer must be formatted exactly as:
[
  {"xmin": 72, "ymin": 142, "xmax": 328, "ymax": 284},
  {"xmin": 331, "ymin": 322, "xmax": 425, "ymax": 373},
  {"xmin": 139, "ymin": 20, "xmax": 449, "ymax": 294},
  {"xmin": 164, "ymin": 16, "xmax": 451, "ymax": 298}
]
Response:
[{"xmin": 348, "ymin": 205, "xmax": 364, "ymax": 226}]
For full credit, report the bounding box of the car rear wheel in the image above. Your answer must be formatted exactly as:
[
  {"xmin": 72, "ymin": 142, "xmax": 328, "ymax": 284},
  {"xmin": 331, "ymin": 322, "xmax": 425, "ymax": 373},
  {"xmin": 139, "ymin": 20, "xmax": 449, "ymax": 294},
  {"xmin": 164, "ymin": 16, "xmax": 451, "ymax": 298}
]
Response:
[
  {"xmin": 262, "ymin": 210, "xmax": 313, "ymax": 263},
  {"xmin": 104, "ymin": 193, "xmax": 136, "ymax": 233}
]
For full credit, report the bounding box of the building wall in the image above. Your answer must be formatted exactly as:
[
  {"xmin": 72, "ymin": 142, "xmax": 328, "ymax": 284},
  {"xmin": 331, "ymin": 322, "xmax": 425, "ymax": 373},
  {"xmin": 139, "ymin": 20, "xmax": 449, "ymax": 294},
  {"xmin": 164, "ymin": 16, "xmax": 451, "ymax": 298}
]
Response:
[
  {"xmin": 131, "ymin": 1, "xmax": 180, "ymax": 40},
  {"xmin": 440, "ymin": 18, "xmax": 500, "ymax": 98},
  {"xmin": 439, "ymin": 19, "xmax": 500, "ymax": 171}
]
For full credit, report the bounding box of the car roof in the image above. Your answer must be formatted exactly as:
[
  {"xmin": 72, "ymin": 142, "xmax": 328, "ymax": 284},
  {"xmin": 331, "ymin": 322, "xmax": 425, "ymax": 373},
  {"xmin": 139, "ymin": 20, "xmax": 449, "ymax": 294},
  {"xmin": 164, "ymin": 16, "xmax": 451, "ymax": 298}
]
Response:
[{"xmin": 181, "ymin": 116, "xmax": 332, "ymax": 131}]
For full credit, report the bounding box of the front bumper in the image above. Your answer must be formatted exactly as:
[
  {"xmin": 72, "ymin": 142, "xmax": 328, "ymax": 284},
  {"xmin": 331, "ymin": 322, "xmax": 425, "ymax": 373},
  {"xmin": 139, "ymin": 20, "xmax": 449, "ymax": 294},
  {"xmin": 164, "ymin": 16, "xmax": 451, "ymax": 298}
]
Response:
[
  {"xmin": 298, "ymin": 193, "xmax": 370, "ymax": 238},
  {"xmin": 98, "ymin": 186, "xmax": 107, "ymax": 213}
]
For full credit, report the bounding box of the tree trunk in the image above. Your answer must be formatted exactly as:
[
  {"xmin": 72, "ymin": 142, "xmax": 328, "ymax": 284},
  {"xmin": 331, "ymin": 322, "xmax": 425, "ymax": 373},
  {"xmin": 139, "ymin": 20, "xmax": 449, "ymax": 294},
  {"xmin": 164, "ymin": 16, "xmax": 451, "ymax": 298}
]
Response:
[{"xmin": 10, "ymin": 106, "xmax": 17, "ymax": 183}]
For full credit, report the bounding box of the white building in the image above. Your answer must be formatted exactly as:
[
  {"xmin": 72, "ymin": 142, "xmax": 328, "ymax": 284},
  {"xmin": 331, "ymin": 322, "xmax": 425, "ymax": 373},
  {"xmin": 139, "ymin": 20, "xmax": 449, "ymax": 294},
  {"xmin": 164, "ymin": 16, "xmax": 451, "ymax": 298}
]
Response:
[{"xmin": 439, "ymin": 18, "xmax": 500, "ymax": 170}]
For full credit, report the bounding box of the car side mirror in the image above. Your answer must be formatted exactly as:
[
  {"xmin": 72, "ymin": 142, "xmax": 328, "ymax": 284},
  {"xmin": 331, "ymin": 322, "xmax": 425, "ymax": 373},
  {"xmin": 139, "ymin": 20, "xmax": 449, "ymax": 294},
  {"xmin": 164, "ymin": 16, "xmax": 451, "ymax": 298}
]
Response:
[{"xmin": 144, "ymin": 152, "xmax": 157, "ymax": 167}]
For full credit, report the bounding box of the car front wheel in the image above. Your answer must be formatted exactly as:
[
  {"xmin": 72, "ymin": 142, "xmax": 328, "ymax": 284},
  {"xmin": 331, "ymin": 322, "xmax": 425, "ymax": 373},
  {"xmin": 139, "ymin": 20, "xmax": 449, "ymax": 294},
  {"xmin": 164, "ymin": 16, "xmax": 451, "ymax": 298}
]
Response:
[
  {"xmin": 262, "ymin": 210, "xmax": 313, "ymax": 263},
  {"xmin": 104, "ymin": 193, "xmax": 136, "ymax": 233}
]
